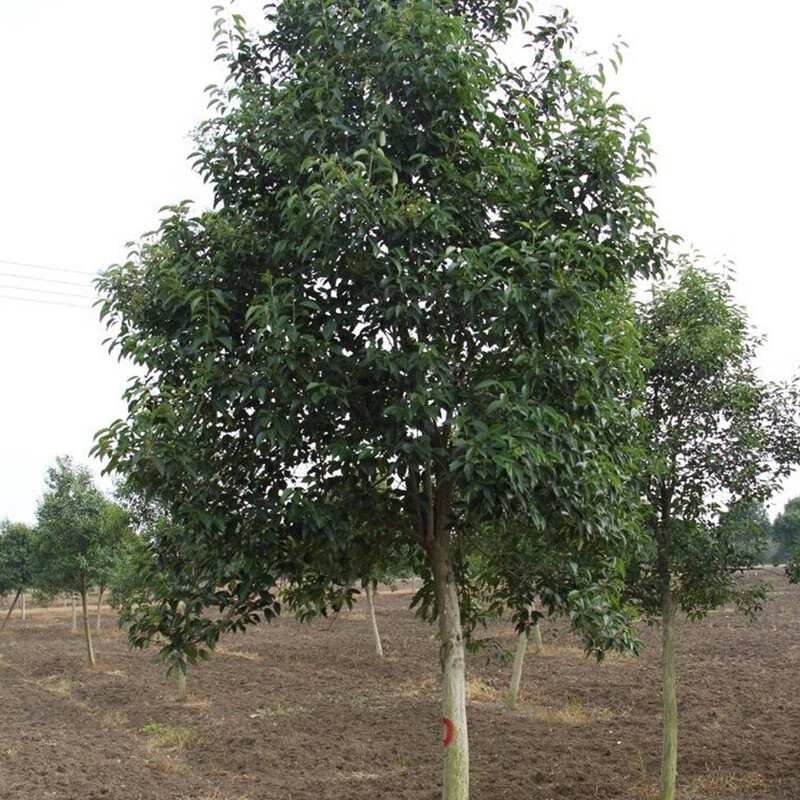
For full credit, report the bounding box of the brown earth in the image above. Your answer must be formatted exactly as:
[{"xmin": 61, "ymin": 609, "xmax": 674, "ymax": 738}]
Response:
[{"xmin": 0, "ymin": 572, "xmax": 798, "ymax": 800}]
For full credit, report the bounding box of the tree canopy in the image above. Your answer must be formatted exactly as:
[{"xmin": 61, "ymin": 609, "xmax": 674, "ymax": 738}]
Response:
[
  {"xmin": 774, "ymin": 496, "xmax": 800, "ymax": 565},
  {"xmin": 0, "ymin": 520, "xmax": 36, "ymax": 597},
  {"xmin": 626, "ymin": 262, "xmax": 800, "ymax": 800},
  {"xmin": 35, "ymin": 456, "xmax": 127, "ymax": 664},
  {"xmin": 94, "ymin": 2, "xmax": 666, "ymax": 796}
]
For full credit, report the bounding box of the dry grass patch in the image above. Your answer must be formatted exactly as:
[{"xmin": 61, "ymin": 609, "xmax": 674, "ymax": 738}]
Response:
[
  {"xmin": 628, "ymin": 769, "xmax": 765, "ymax": 799},
  {"xmin": 90, "ymin": 666, "xmax": 126, "ymax": 676},
  {"xmin": 35, "ymin": 675, "xmax": 75, "ymax": 695},
  {"xmin": 335, "ymin": 770, "xmax": 380, "ymax": 781},
  {"xmin": 216, "ymin": 643, "xmax": 264, "ymax": 662},
  {"xmin": 466, "ymin": 676, "xmax": 501, "ymax": 703},
  {"xmin": 688, "ymin": 769, "xmax": 766, "ymax": 797},
  {"xmin": 532, "ymin": 697, "xmax": 613, "ymax": 724},
  {"xmin": 537, "ymin": 643, "xmax": 586, "ymax": 659},
  {"xmin": 394, "ymin": 677, "xmax": 438, "ymax": 700},
  {"xmin": 102, "ymin": 709, "xmax": 129, "ymax": 727},
  {"xmin": 249, "ymin": 702, "xmax": 306, "ymax": 718},
  {"xmin": 140, "ymin": 722, "xmax": 195, "ymax": 755},
  {"xmin": 174, "ymin": 695, "xmax": 211, "ymax": 709}
]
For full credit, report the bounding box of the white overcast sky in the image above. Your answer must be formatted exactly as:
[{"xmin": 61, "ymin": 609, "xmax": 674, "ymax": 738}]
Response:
[{"xmin": 1, "ymin": 1, "xmax": 798, "ymax": 525}]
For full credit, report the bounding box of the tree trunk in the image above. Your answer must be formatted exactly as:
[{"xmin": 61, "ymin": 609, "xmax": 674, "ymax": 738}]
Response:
[
  {"xmin": 363, "ymin": 581, "xmax": 383, "ymax": 658},
  {"xmin": 431, "ymin": 533, "xmax": 469, "ymax": 800},
  {"xmin": 531, "ymin": 619, "xmax": 543, "ymax": 652},
  {"xmin": 80, "ymin": 583, "xmax": 96, "ymax": 666},
  {"xmin": 175, "ymin": 668, "xmax": 187, "ymax": 702},
  {"xmin": 505, "ymin": 627, "xmax": 529, "ymax": 711},
  {"xmin": 71, "ymin": 593, "xmax": 78, "ymax": 631},
  {"xmin": 659, "ymin": 587, "xmax": 678, "ymax": 800},
  {"xmin": 96, "ymin": 586, "xmax": 104, "ymax": 631},
  {"xmin": 20, "ymin": 592, "xmax": 26, "ymax": 622},
  {"xmin": 0, "ymin": 590, "xmax": 21, "ymax": 633}
]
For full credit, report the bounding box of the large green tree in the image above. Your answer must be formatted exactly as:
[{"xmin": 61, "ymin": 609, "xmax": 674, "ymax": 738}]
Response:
[
  {"xmin": 34, "ymin": 457, "xmax": 124, "ymax": 666},
  {"xmin": 0, "ymin": 520, "xmax": 36, "ymax": 631},
  {"xmin": 94, "ymin": 2, "xmax": 664, "ymax": 796},
  {"xmin": 628, "ymin": 264, "xmax": 800, "ymax": 800}
]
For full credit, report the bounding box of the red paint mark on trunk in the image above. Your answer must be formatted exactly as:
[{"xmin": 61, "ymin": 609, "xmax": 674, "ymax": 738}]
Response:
[{"xmin": 442, "ymin": 716, "xmax": 455, "ymax": 747}]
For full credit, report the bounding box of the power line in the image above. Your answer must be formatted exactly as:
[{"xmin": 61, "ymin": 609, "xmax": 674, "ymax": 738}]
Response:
[
  {"xmin": 0, "ymin": 257, "xmax": 97, "ymax": 276},
  {"xmin": 0, "ymin": 294, "xmax": 92, "ymax": 309},
  {"xmin": 0, "ymin": 284, "xmax": 96, "ymax": 300},
  {"xmin": 0, "ymin": 271, "xmax": 92, "ymax": 288}
]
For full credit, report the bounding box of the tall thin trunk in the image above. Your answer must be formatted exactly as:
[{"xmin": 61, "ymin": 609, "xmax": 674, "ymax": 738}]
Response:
[
  {"xmin": 80, "ymin": 582, "xmax": 96, "ymax": 666},
  {"xmin": 531, "ymin": 619, "xmax": 543, "ymax": 652},
  {"xmin": 72, "ymin": 593, "xmax": 78, "ymax": 631},
  {"xmin": 175, "ymin": 668, "xmax": 187, "ymax": 702},
  {"xmin": 20, "ymin": 592, "xmax": 26, "ymax": 622},
  {"xmin": 505, "ymin": 628, "xmax": 529, "ymax": 710},
  {"xmin": 431, "ymin": 533, "xmax": 469, "ymax": 800},
  {"xmin": 363, "ymin": 581, "xmax": 383, "ymax": 658},
  {"xmin": 96, "ymin": 586, "xmax": 104, "ymax": 631},
  {"xmin": 659, "ymin": 586, "xmax": 678, "ymax": 800},
  {"xmin": 0, "ymin": 590, "xmax": 21, "ymax": 633}
]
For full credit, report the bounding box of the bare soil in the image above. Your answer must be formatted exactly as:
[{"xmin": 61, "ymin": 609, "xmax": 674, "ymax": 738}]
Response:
[{"xmin": 0, "ymin": 573, "xmax": 798, "ymax": 800}]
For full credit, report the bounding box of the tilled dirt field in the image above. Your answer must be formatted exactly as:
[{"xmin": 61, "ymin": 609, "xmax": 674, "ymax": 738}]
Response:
[{"xmin": 0, "ymin": 573, "xmax": 798, "ymax": 800}]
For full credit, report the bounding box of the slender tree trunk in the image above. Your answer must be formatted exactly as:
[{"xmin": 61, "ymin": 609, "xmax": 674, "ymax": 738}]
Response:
[
  {"xmin": 363, "ymin": 581, "xmax": 383, "ymax": 658},
  {"xmin": 505, "ymin": 628, "xmax": 529, "ymax": 711},
  {"xmin": 431, "ymin": 533, "xmax": 469, "ymax": 800},
  {"xmin": 20, "ymin": 592, "xmax": 26, "ymax": 622},
  {"xmin": 71, "ymin": 593, "xmax": 78, "ymax": 631},
  {"xmin": 80, "ymin": 582, "xmax": 96, "ymax": 666},
  {"xmin": 0, "ymin": 590, "xmax": 21, "ymax": 633},
  {"xmin": 96, "ymin": 586, "xmax": 104, "ymax": 631},
  {"xmin": 531, "ymin": 619, "xmax": 543, "ymax": 652},
  {"xmin": 659, "ymin": 586, "xmax": 678, "ymax": 800},
  {"xmin": 175, "ymin": 668, "xmax": 187, "ymax": 702}
]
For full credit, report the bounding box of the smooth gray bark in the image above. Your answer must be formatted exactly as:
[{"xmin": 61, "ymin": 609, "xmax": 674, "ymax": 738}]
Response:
[
  {"xmin": 658, "ymin": 587, "xmax": 678, "ymax": 800},
  {"xmin": 363, "ymin": 582, "xmax": 383, "ymax": 658},
  {"xmin": 175, "ymin": 669, "xmax": 187, "ymax": 702},
  {"xmin": 96, "ymin": 587, "xmax": 104, "ymax": 631},
  {"xmin": 505, "ymin": 628, "xmax": 529, "ymax": 710},
  {"xmin": 431, "ymin": 534, "xmax": 469, "ymax": 800},
  {"xmin": 531, "ymin": 619, "xmax": 543, "ymax": 652},
  {"xmin": 80, "ymin": 584, "xmax": 96, "ymax": 666}
]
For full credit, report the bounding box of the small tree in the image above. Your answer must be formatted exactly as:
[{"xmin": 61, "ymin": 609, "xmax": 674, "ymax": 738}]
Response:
[
  {"xmin": 0, "ymin": 520, "xmax": 36, "ymax": 631},
  {"xmin": 34, "ymin": 457, "xmax": 123, "ymax": 666},
  {"xmin": 629, "ymin": 263, "xmax": 800, "ymax": 800},
  {"xmin": 772, "ymin": 497, "xmax": 800, "ymax": 564},
  {"xmin": 94, "ymin": 3, "xmax": 665, "ymax": 796}
]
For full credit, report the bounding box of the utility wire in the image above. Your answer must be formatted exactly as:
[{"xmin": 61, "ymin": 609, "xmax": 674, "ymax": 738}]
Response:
[
  {"xmin": 0, "ymin": 271, "xmax": 92, "ymax": 288},
  {"xmin": 0, "ymin": 284, "xmax": 96, "ymax": 300},
  {"xmin": 0, "ymin": 257, "xmax": 97, "ymax": 276},
  {"xmin": 0, "ymin": 293, "xmax": 92, "ymax": 309}
]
